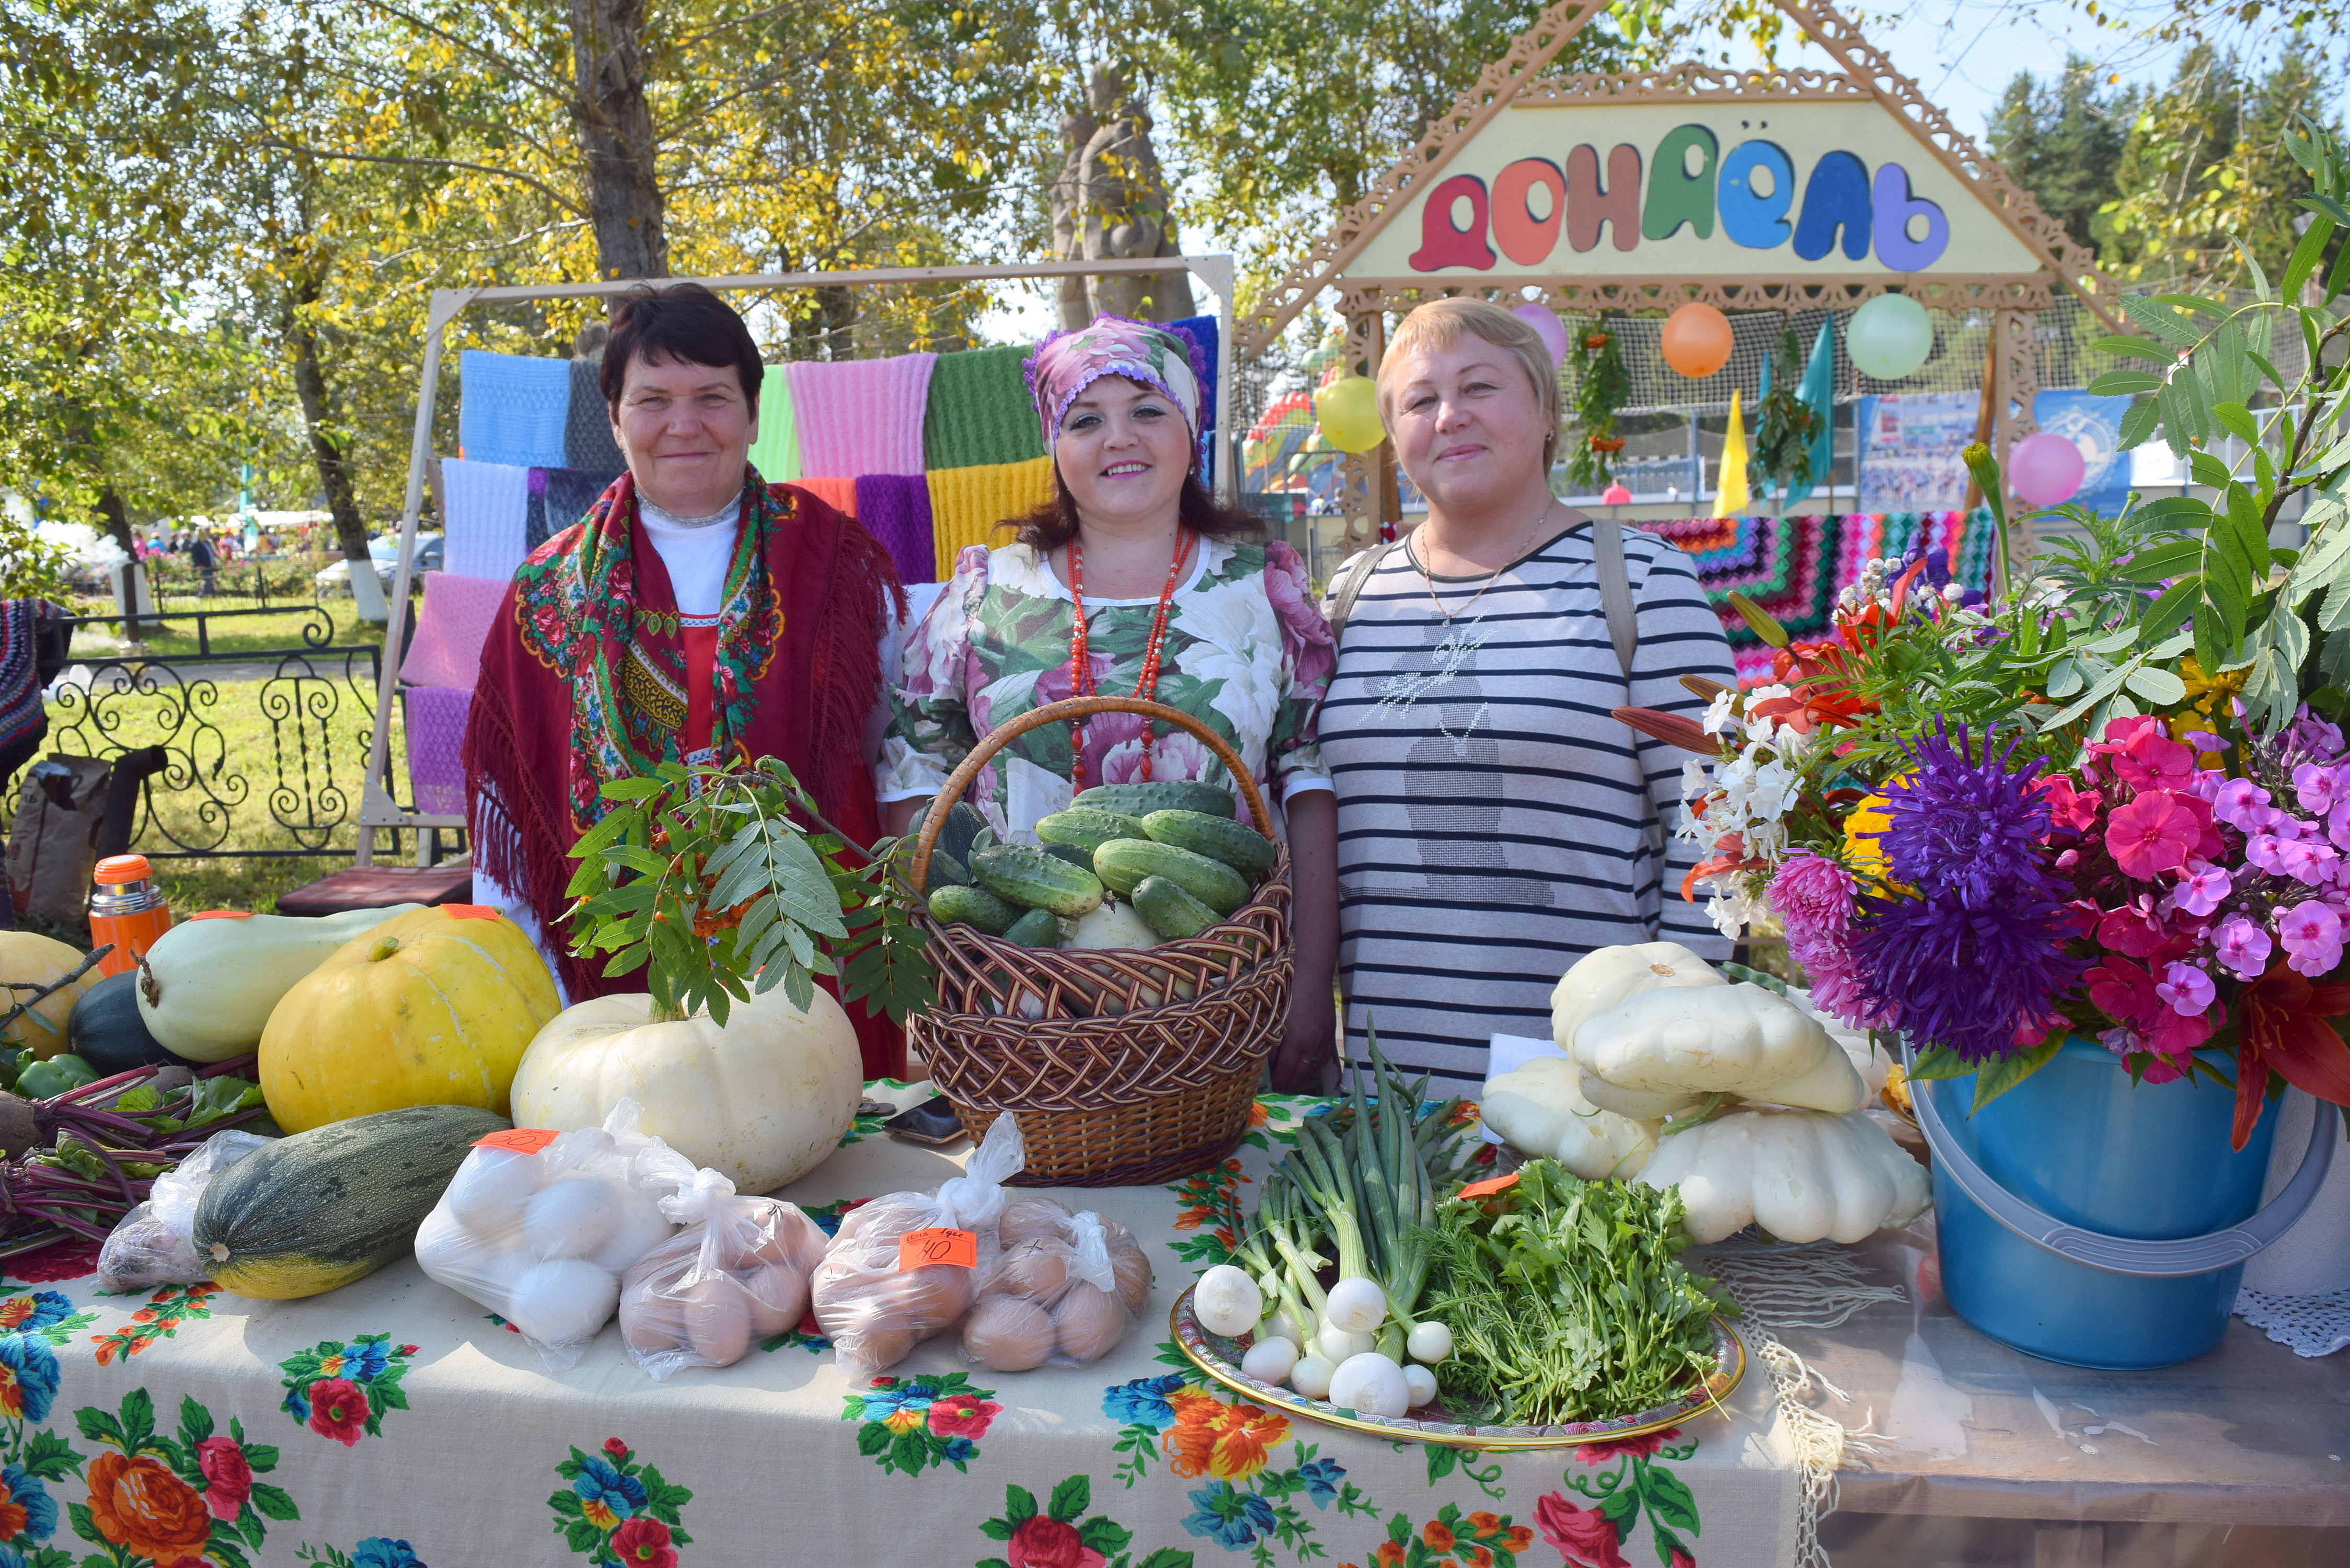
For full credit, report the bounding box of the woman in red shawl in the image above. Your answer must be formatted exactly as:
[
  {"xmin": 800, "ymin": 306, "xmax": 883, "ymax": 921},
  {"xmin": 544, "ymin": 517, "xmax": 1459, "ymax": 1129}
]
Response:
[{"xmin": 464, "ymin": 283, "xmax": 906, "ymax": 1076}]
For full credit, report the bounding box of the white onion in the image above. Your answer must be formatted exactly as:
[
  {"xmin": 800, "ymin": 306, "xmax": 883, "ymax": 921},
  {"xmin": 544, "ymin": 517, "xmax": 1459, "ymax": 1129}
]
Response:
[
  {"xmin": 1258, "ymin": 1311, "xmax": 1303, "ymax": 1347},
  {"xmin": 1323, "ymin": 1275, "xmax": 1388, "ymax": 1333},
  {"xmin": 1287, "ymin": 1352, "xmax": 1336, "ymax": 1400},
  {"xmin": 1240, "ymin": 1336, "xmax": 1299, "ymax": 1385},
  {"xmin": 1194, "ymin": 1265, "xmax": 1263, "ymax": 1338},
  {"xmin": 1316, "ymin": 1322, "xmax": 1374, "ymax": 1363},
  {"xmin": 1327, "ymin": 1351, "xmax": 1410, "ymax": 1418},
  {"xmin": 1402, "ymin": 1362, "xmax": 1439, "ymax": 1409},
  {"xmin": 1407, "ymin": 1319, "xmax": 1455, "ymax": 1365}
]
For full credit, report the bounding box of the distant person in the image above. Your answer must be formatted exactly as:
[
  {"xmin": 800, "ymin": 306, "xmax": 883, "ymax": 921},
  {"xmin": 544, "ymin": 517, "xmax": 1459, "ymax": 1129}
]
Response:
[{"xmin": 188, "ymin": 533, "xmax": 217, "ymax": 596}]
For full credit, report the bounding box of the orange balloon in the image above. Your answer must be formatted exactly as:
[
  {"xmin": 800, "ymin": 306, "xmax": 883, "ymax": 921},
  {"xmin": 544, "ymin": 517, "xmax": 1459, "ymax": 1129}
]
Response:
[{"xmin": 1662, "ymin": 303, "xmax": 1734, "ymax": 379}]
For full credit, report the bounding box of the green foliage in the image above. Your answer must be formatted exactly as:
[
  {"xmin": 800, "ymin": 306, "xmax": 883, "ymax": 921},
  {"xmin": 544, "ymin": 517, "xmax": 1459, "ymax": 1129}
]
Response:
[
  {"xmin": 1748, "ymin": 330, "xmax": 1823, "ymax": 500},
  {"xmin": 1564, "ymin": 320, "xmax": 1631, "ymax": 492},
  {"xmin": 1987, "ymin": 54, "xmax": 2133, "ymax": 255},
  {"xmin": 564, "ymin": 756, "xmax": 932, "ymax": 1027}
]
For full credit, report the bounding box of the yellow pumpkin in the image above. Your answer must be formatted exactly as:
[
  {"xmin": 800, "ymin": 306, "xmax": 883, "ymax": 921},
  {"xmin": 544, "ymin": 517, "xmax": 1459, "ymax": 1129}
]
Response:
[
  {"xmin": 258, "ymin": 905, "xmax": 560, "ymax": 1133},
  {"xmin": 0, "ymin": 930, "xmax": 101, "ymax": 1059}
]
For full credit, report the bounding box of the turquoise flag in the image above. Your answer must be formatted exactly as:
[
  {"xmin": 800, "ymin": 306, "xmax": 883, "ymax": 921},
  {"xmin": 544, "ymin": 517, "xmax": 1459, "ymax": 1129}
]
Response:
[{"xmin": 1782, "ymin": 320, "xmax": 1835, "ymax": 510}]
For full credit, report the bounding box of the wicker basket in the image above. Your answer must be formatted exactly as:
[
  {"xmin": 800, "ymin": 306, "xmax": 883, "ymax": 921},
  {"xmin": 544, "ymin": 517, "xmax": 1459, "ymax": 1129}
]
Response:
[{"xmin": 908, "ymin": 696, "xmax": 1293, "ymax": 1186}]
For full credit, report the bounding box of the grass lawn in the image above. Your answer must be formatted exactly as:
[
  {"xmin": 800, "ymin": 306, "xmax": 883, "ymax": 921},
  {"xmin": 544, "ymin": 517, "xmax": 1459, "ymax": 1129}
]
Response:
[{"xmin": 64, "ymin": 592, "xmax": 396, "ymax": 663}]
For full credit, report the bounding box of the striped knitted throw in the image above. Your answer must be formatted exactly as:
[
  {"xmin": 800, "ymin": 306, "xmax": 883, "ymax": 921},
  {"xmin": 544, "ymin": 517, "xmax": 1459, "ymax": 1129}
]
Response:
[
  {"xmin": 923, "ymin": 344, "xmax": 1044, "ymax": 470},
  {"xmin": 854, "ymin": 475, "xmax": 936, "ymax": 587},
  {"xmin": 563, "ymin": 360, "xmax": 624, "ymax": 472},
  {"xmin": 788, "ymin": 354, "xmax": 937, "ymax": 477},
  {"xmin": 927, "ymin": 457, "xmax": 1054, "ymax": 571},
  {"xmin": 748, "ymin": 365, "xmax": 800, "ymax": 481}
]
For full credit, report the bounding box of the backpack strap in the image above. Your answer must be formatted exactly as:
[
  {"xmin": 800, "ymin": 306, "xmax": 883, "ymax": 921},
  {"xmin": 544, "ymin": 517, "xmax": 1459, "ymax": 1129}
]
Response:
[
  {"xmin": 1589, "ymin": 513, "xmax": 1637, "ymax": 681},
  {"xmin": 1324, "ymin": 537, "xmax": 1401, "ymax": 645}
]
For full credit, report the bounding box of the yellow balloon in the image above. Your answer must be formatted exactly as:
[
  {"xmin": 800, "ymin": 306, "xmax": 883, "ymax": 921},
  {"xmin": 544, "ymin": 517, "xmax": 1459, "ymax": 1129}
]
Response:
[{"xmin": 1314, "ymin": 375, "xmax": 1386, "ymax": 454}]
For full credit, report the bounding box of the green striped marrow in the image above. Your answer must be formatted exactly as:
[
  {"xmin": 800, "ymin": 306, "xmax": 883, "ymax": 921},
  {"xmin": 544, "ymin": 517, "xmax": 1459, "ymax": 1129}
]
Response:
[
  {"xmin": 1092, "ymin": 838, "xmax": 1250, "ymax": 916},
  {"xmin": 933, "ymin": 800, "xmax": 992, "ymax": 864},
  {"xmin": 927, "ymin": 849, "xmax": 973, "ymax": 888},
  {"xmin": 970, "ymin": 844, "xmax": 1106, "ymax": 917},
  {"xmin": 1141, "ymin": 810, "xmax": 1275, "ymax": 877},
  {"xmin": 1075, "ymin": 780, "xmax": 1238, "ymax": 821},
  {"xmin": 193, "ymin": 1103, "xmax": 508, "ymax": 1300}
]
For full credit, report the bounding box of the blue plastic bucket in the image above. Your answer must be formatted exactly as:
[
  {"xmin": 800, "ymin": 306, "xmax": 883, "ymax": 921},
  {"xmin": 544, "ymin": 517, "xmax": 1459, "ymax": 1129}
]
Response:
[{"xmin": 1917, "ymin": 1037, "xmax": 2330, "ymax": 1370}]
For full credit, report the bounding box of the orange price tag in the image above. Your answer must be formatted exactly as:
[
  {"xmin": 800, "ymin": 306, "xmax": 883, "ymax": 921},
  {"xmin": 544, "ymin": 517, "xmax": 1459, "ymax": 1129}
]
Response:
[
  {"xmin": 897, "ymin": 1227, "xmax": 978, "ymax": 1271},
  {"xmin": 475, "ymin": 1128, "xmax": 561, "ymax": 1155},
  {"xmin": 189, "ymin": 910, "xmax": 254, "ymax": 921},
  {"xmin": 1456, "ymin": 1171, "xmax": 1520, "ymax": 1201},
  {"xmin": 443, "ymin": 904, "xmax": 501, "ymax": 921}
]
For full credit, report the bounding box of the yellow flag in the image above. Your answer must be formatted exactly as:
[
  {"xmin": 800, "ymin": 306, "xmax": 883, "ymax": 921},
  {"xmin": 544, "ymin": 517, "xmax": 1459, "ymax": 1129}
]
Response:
[{"xmin": 1713, "ymin": 390, "xmax": 1750, "ymax": 518}]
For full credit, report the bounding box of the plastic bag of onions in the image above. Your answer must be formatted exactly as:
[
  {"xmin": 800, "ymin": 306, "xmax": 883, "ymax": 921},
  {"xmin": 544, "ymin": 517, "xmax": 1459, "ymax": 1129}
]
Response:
[
  {"xmin": 811, "ymin": 1112, "xmax": 1026, "ymax": 1379},
  {"xmin": 618, "ymin": 1166, "xmax": 830, "ymax": 1379},
  {"xmin": 962, "ymin": 1197, "xmax": 1153, "ymax": 1373}
]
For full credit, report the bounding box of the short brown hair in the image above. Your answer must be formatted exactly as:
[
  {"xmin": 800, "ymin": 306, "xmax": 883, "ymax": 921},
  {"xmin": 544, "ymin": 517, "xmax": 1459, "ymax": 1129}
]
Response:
[
  {"xmin": 599, "ymin": 283, "xmax": 763, "ymax": 414},
  {"xmin": 1009, "ymin": 469, "xmax": 1265, "ymax": 552},
  {"xmin": 1376, "ymin": 298, "xmax": 1561, "ymax": 463}
]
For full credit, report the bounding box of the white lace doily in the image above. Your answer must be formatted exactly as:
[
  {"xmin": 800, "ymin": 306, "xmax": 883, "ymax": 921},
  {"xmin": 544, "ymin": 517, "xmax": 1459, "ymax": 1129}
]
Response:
[{"xmin": 2235, "ymin": 1287, "xmax": 2350, "ymax": 1357}]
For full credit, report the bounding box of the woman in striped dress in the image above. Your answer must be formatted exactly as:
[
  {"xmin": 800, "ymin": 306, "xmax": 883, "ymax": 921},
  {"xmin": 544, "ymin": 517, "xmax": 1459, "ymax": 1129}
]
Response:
[{"xmin": 1300, "ymin": 299, "xmax": 1734, "ymax": 1094}]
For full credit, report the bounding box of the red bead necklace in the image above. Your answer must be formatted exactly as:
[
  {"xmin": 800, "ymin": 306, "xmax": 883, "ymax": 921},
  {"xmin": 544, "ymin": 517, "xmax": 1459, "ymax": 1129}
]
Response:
[{"xmin": 1066, "ymin": 527, "xmax": 1192, "ymax": 787}]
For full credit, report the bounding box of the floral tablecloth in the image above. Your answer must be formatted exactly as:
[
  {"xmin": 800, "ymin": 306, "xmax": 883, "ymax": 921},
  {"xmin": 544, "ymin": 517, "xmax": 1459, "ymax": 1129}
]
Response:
[{"xmin": 0, "ymin": 1088, "xmax": 1801, "ymax": 1568}]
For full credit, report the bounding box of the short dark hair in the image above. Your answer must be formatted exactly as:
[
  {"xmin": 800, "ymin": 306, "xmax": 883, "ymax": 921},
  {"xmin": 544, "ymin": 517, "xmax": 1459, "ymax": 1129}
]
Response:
[
  {"xmin": 599, "ymin": 283, "xmax": 762, "ymax": 414},
  {"xmin": 1009, "ymin": 468, "xmax": 1265, "ymax": 552}
]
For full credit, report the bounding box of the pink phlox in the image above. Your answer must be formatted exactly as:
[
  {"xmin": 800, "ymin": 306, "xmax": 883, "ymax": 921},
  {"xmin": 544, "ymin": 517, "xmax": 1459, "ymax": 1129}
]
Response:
[
  {"xmin": 2278, "ymin": 900, "xmax": 2345, "ymax": 978},
  {"xmin": 2283, "ymin": 838, "xmax": 2341, "ymax": 887},
  {"xmin": 2105, "ymin": 790, "xmax": 2202, "ymax": 880},
  {"xmin": 2295, "ymin": 762, "xmax": 2343, "ymax": 816},
  {"xmin": 2169, "ymin": 862, "xmax": 2233, "ymax": 919},
  {"xmin": 2038, "ymin": 775, "xmax": 2103, "ymax": 836},
  {"xmin": 2084, "ymin": 957, "xmax": 2161, "ymax": 1031},
  {"xmin": 2155, "ymin": 960, "xmax": 2216, "ymax": 1016},
  {"xmin": 2214, "ymin": 912, "xmax": 2276, "ymax": 980},
  {"xmin": 2110, "ymin": 725, "xmax": 2197, "ymax": 791},
  {"xmin": 2214, "ymin": 778, "xmax": 2275, "ymax": 834},
  {"xmin": 2146, "ymin": 1004, "xmax": 2217, "ymax": 1058},
  {"xmin": 2095, "ymin": 898, "xmax": 2179, "ymax": 960}
]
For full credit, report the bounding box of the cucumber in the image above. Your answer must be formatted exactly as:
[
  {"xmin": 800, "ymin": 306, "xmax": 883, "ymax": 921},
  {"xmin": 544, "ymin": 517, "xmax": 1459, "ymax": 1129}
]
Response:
[
  {"xmin": 1036, "ymin": 805, "xmax": 1150, "ymax": 856},
  {"xmin": 1004, "ymin": 907, "xmax": 1061, "ymax": 948},
  {"xmin": 928, "ymin": 882, "xmax": 1020, "ymax": 934},
  {"xmin": 970, "ymin": 844, "xmax": 1107, "ymax": 917},
  {"xmin": 1092, "ymin": 838, "xmax": 1250, "ymax": 916},
  {"xmin": 1076, "ymin": 780, "xmax": 1238, "ymax": 821},
  {"xmin": 1040, "ymin": 840, "xmax": 1095, "ymax": 871},
  {"xmin": 1133, "ymin": 875, "xmax": 1220, "ymax": 941},
  {"xmin": 1142, "ymin": 809, "xmax": 1275, "ymax": 877},
  {"xmin": 927, "ymin": 849, "xmax": 972, "ymax": 888},
  {"xmin": 932, "ymin": 800, "xmax": 992, "ymax": 864}
]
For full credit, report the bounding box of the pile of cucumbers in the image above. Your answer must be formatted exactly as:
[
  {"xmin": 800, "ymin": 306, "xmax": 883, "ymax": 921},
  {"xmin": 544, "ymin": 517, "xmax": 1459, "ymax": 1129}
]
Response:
[{"xmin": 923, "ymin": 779, "xmax": 1277, "ymax": 950}]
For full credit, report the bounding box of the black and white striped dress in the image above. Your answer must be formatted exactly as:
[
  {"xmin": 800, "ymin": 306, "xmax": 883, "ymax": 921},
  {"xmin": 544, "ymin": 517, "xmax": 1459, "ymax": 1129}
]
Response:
[{"xmin": 1318, "ymin": 523, "xmax": 1736, "ymax": 1092}]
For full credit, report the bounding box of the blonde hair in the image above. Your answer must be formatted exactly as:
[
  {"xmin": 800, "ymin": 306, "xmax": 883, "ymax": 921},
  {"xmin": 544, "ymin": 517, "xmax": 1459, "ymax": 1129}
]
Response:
[{"xmin": 1375, "ymin": 298, "xmax": 1562, "ymax": 464}]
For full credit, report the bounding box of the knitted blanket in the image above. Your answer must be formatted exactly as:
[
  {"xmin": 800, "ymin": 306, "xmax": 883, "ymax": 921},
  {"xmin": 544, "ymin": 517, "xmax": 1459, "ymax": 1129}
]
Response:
[
  {"xmin": 526, "ymin": 465, "xmax": 626, "ymax": 555},
  {"xmin": 747, "ymin": 365, "xmax": 800, "ymax": 482},
  {"xmin": 563, "ymin": 360, "xmax": 625, "ymax": 472},
  {"xmin": 397, "ymin": 572, "xmax": 511, "ymax": 692},
  {"xmin": 793, "ymin": 476, "xmax": 858, "ymax": 520},
  {"xmin": 441, "ymin": 458, "xmax": 532, "ymax": 581},
  {"xmin": 854, "ymin": 475, "xmax": 936, "ymax": 587},
  {"xmin": 922, "ymin": 344, "xmax": 1044, "ymax": 470},
  {"xmin": 0, "ymin": 600, "xmax": 47, "ymax": 754},
  {"xmin": 457, "ymin": 351, "xmax": 572, "ymax": 469},
  {"xmin": 406, "ymin": 686, "xmax": 471, "ymax": 816},
  {"xmin": 788, "ymin": 353, "xmax": 937, "ymax": 477},
  {"xmin": 927, "ymin": 457, "xmax": 1054, "ymax": 570}
]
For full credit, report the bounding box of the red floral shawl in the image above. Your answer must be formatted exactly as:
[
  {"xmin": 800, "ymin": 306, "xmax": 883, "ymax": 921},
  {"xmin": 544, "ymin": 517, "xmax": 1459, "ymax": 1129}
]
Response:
[{"xmin": 463, "ymin": 468, "xmax": 905, "ymax": 1068}]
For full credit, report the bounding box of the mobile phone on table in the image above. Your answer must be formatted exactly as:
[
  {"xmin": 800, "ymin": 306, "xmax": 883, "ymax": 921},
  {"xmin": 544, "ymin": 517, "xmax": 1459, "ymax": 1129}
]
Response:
[{"xmin": 883, "ymin": 1097, "xmax": 966, "ymax": 1146}]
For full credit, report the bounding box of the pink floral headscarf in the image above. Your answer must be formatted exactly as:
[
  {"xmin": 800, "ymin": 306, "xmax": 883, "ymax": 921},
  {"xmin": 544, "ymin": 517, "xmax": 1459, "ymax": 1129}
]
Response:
[{"xmin": 1023, "ymin": 315, "xmax": 1207, "ymax": 464}]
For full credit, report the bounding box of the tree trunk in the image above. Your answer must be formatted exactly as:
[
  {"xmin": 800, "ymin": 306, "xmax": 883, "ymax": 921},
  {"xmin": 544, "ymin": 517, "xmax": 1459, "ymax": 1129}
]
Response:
[
  {"xmin": 1065, "ymin": 72, "xmax": 1194, "ymax": 325},
  {"xmin": 1051, "ymin": 104, "xmax": 1100, "ymax": 331},
  {"xmin": 283, "ymin": 277, "xmax": 388, "ymax": 625},
  {"xmin": 569, "ymin": 0, "xmax": 666, "ymax": 281},
  {"xmin": 91, "ymin": 483, "xmax": 136, "ymax": 561}
]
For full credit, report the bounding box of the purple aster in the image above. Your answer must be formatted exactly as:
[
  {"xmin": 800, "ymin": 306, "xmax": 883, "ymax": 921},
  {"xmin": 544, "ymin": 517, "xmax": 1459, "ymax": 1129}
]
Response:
[
  {"xmin": 1849, "ymin": 890, "xmax": 2084, "ymax": 1062},
  {"xmin": 1876, "ymin": 723, "xmax": 2065, "ymax": 907}
]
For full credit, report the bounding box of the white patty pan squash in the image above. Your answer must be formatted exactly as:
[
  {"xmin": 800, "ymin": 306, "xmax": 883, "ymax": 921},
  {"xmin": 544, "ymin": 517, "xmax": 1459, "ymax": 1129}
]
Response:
[
  {"xmin": 1479, "ymin": 1057, "xmax": 1662, "ymax": 1179},
  {"xmin": 1550, "ymin": 942, "xmax": 1726, "ymax": 1060},
  {"xmin": 138, "ymin": 905, "xmax": 424, "ymax": 1063},
  {"xmin": 1572, "ymin": 983, "xmax": 1867, "ymax": 1120},
  {"xmin": 1638, "ymin": 1105, "xmax": 1930, "ymax": 1244},
  {"xmin": 509, "ymin": 985, "xmax": 861, "ymax": 1193}
]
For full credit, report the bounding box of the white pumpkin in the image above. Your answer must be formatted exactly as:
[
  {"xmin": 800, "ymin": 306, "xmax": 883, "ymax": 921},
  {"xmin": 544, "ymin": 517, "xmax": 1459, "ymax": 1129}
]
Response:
[
  {"xmin": 1572, "ymin": 983, "xmax": 1867, "ymax": 1120},
  {"xmin": 1067, "ymin": 900, "xmax": 1161, "ymax": 951},
  {"xmin": 136, "ymin": 905, "xmax": 423, "ymax": 1062},
  {"xmin": 1479, "ymin": 1057, "xmax": 1662, "ymax": 1179},
  {"xmin": 1637, "ymin": 1104, "xmax": 1930, "ymax": 1244},
  {"xmin": 1550, "ymin": 942, "xmax": 1726, "ymax": 1060},
  {"xmin": 510, "ymin": 986, "xmax": 861, "ymax": 1193}
]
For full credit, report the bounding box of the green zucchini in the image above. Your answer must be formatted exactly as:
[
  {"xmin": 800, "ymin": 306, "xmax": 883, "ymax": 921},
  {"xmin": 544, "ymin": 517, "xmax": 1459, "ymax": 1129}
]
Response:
[
  {"xmin": 1092, "ymin": 838, "xmax": 1250, "ymax": 915},
  {"xmin": 1036, "ymin": 805, "xmax": 1150, "ymax": 856},
  {"xmin": 67, "ymin": 971, "xmax": 178, "ymax": 1075},
  {"xmin": 193, "ymin": 1103, "xmax": 508, "ymax": 1299},
  {"xmin": 1142, "ymin": 809, "xmax": 1275, "ymax": 877},
  {"xmin": 1132, "ymin": 875, "xmax": 1221, "ymax": 941},
  {"xmin": 929, "ymin": 883, "xmax": 1020, "ymax": 934},
  {"xmin": 926, "ymin": 849, "xmax": 972, "ymax": 888},
  {"xmin": 1004, "ymin": 907, "xmax": 1061, "ymax": 948},
  {"xmin": 1075, "ymin": 780, "xmax": 1238, "ymax": 821},
  {"xmin": 970, "ymin": 844, "xmax": 1105, "ymax": 917},
  {"xmin": 932, "ymin": 800, "xmax": 992, "ymax": 865}
]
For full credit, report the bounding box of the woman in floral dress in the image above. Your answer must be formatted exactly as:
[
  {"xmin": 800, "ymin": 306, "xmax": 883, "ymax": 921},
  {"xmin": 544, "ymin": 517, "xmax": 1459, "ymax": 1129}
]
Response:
[{"xmin": 878, "ymin": 315, "xmax": 1339, "ymax": 1085}]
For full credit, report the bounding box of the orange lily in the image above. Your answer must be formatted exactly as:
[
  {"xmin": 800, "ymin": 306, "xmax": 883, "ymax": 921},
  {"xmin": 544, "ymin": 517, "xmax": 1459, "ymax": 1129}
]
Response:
[{"xmin": 2231, "ymin": 963, "xmax": 2350, "ymax": 1149}]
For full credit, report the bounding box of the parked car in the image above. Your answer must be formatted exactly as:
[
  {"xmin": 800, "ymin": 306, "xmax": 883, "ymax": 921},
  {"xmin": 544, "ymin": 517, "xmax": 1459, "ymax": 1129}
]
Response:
[{"xmin": 315, "ymin": 533, "xmax": 444, "ymax": 594}]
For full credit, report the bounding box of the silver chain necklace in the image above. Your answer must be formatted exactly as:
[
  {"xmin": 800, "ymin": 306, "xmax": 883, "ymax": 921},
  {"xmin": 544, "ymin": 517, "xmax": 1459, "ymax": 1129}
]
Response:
[{"xmin": 1413, "ymin": 499, "xmax": 1556, "ymax": 624}]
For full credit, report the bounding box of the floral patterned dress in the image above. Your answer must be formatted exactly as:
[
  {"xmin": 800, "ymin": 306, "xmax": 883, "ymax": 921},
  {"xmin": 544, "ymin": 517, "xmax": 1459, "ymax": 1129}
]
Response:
[{"xmin": 878, "ymin": 535, "xmax": 1334, "ymax": 841}]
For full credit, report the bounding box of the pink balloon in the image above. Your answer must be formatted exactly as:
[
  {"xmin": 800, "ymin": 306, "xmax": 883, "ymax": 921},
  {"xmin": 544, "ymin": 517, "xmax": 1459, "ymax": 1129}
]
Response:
[
  {"xmin": 2010, "ymin": 432, "xmax": 2086, "ymax": 507},
  {"xmin": 1512, "ymin": 304, "xmax": 1569, "ymax": 369},
  {"xmin": 1600, "ymin": 483, "xmax": 1632, "ymax": 504}
]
